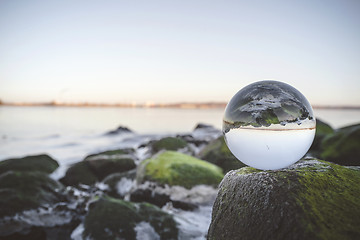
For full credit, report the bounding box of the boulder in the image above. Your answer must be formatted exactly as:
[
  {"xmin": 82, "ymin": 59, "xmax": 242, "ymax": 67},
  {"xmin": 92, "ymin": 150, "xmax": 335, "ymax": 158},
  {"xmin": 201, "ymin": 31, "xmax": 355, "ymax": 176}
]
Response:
[
  {"xmin": 60, "ymin": 149, "xmax": 136, "ymax": 186},
  {"xmin": 198, "ymin": 136, "xmax": 245, "ymax": 173},
  {"xmin": 0, "ymin": 154, "xmax": 59, "ymax": 175},
  {"xmin": 137, "ymin": 151, "xmax": 223, "ymax": 189},
  {"xmin": 150, "ymin": 137, "xmax": 188, "ymax": 152},
  {"xmin": 0, "ymin": 171, "xmax": 63, "ymax": 218},
  {"xmin": 308, "ymin": 119, "xmax": 334, "ymax": 156},
  {"xmin": 207, "ymin": 159, "xmax": 360, "ymax": 240},
  {"xmin": 321, "ymin": 124, "xmax": 360, "ymax": 166},
  {"xmin": 105, "ymin": 126, "xmax": 133, "ymax": 135},
  {"xmin": 83, "ymin": 196, "xmax": 178, "ymax": 240}
]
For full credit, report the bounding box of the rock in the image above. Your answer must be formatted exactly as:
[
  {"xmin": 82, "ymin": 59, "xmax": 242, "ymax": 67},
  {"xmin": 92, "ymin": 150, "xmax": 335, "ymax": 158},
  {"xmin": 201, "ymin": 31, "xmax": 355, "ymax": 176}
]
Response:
[
  {"xmin": 308, "ymin": 119, "xmax": 334, "ymax": 156},
  {"xmin": 102, "ymin": 170, "xmax": 137, "ymax": 198},
  {"xmin": 0, "ymin": 154, "xmax": 59, "ymax": 175},
  {"xmin": 321, "ymin": 124, "xmax": 360, "ymax": 166},
  {"xmin": 60, "ymin": 150, "xmax": 136, "ymax": 186},
  {"xmin": 60, "ymin": 161, "xmax": 97, "ymax": 186},
  {"xmin": 105, "ymin": 126, "xmax": 133, "ymax": 135},
  {"xmin": 150, "ymin": 137, "xmax": 188, "ymax": 152},
  {"xmin": 137, "ymin": 151, "xmax": 223, "ymax": 189},
  {"xmin": 129, "ymin": 187, "xmax": 197, "ymax": 211},
  {"xmin": 207, "ymin": 159, "xmax": 360, "ymax": 240},
  {"xmin": 83, "ymin": 196, "xmax": 178, "ymax": 240},
  {"xmin": 194, "ymin": 123, "xmax": 214, "ymax": 130},
  {"xmin": 0, "ymin": 171, "xmax": 63, "ymax": 218},
  {"xmin": 198, "ymin": 136, "xmax": 245, "ymax": 173}
]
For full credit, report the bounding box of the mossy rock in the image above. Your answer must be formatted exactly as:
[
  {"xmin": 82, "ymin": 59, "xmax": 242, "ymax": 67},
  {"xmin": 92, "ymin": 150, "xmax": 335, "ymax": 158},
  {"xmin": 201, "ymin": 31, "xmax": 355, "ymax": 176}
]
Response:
[
  {"xmin": 208, "ymin": 159, "xmax": 360, "ymax": 240},
  {"xmin": 0, "ymin": 171, "xmax": 63, "ymax": 218},
  {"xmin": 84, "ymin": 148, "xmax": 134, "ymax": 160},
  {"xmin": 60, "ymin": 161, "xmax": 98, "ymax": 186},
  {"xmin": 0, "ymin": 154, "xmax": 59, "ymax": 175},
  {"xmin": 309, "ymin": 119, "xmax": 334, "ymax": 156},
  {"xmin": 60, "ymin": 150, "xmax": 136, "ymax": 186},
  {"xmin": 198, "ymin": 136, "xmax": 245, "ymax": 173},
  {"xmin": 83, "ymin": 196, "xmax": 178, "ymax": 240},
  {"xmin": 320, "ymin": 123, "xmax": 360, "ymax": 166},
  {"xmin": 150, "ymin": 137, "xmax": 188, "ymax": 152},
  {"xmin": 137, "ymin": 151, "xmax": 223, "ymax": 189}
]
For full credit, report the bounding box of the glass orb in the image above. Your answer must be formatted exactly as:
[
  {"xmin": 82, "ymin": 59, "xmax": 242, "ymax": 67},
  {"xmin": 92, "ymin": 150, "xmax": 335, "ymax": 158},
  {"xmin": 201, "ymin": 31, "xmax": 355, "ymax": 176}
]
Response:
[{"xmin": 223, "ymin": 80, "xmax": 316, "ymax": 170}]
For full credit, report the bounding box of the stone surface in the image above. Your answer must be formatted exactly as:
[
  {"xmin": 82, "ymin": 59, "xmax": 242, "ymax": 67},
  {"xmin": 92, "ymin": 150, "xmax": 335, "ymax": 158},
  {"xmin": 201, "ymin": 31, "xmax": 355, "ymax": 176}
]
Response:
[
  {"xmin": 0, "ymin": 171, "xmax": 64, "ymax": 218},
  {"xmin": 198, "ymin": 136, "xmax": 245, "ymax": 173},
  {"xmin": 60, "ymin": 149, "xmax": 136, "ymax": 186},
  {"xmin": 0, "ymin": 154, "xmax": 59, "ymax": 175},
  {"xmin": 83, "ymin": 196, "xmax": 178, "ymax": 240},
  {"xmin": 208, "ymin": 159, "xmax": 360, "ymax": 240},
  {"xmin": 321, "ymin": 124, "xmax": 360, "ymax": 166},
  {"xmin": 150, "ymin": 137, "xmax": 188, "ymax": 153},
  {"xmin": 308, "ymin": 119, "xmax": 334, "ymax": 156},
  {"xmin": 137, "ymin": 151, "xmax": 223, "ymax": 189}
]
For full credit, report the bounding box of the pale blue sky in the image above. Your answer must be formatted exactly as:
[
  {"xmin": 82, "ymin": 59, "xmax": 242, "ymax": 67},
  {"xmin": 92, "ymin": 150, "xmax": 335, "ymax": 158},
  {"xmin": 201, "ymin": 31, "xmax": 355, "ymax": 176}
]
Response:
[{"xmin": 0, "ymin": 0, "xmax": 359, "ymax": 105}]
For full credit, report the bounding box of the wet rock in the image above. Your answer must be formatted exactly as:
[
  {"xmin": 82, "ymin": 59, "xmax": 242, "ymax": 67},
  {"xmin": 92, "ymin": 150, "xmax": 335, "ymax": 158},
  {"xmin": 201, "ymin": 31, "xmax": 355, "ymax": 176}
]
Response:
[
  {"xmin": 308, "ymin": 119, "xmax": 334, "ymax": 156},
  {"xmin": 102, "ymin": 169, "xmax": 137, "ymax": 198},
  {"xmin": 208, "ymin": 159, "xmax": 360, "ymax": 240},
  {"xmin": 60, "ymin": 149, "xmax": 136, "ymax": 186},
  {"xmin": 198, "ymin": 136, "xmax": 245, "ymax": 173},
  {"xmin": 150, "ymin": 137, "xmax": 188, "ymax": 152},
  {"xmin": 137, "ymin": 151, "xmax": 223, "ymax": 189},
  {"xmin": 194, "ymin": 123, "xmax": 214, "ymax": 130},
  {"xmin": 0, "ymin": 154, "xmax": 59, "ymax": 175},
  {"xmin": 83, "ymin": 196, "xmax": 178, "ymax": 240},
  {"xmin": 0, "ymin": 171, "xmax": 64, "ymax": 218},
  {"xmin": 321, "ymin": 123, "xmax": 360, "ymax": 166},
  {"xmin": 105, "ymin": 126, "xmax": 133, "ymax": 135},
  {"xmin": 129, "ymin": 187, "xmax": 197, "ymax": 211}
]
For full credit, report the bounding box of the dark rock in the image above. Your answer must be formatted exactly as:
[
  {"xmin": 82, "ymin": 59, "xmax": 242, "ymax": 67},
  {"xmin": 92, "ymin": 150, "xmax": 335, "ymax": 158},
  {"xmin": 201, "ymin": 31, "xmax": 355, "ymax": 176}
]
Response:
[
  {"xmin": 129, "ymin": 187, "xmax": 197, "ymax": 211},
  {"xmin": 198, "ymin": 136, "xmax": 245, "ymax": 173},
  {"xmin": 0, "ymin": 154, "xmax": 59, "ymax": 175},
  {"xmin": 321, "ymin": 123, "xmax": 360, "ymax": 166},
  {"xmin": 207, "ymin": 159, "xmax": 360, "ymax": 240},
  {"xmin": 105, "ymin": 126, "xmax": 133, "ymax": 135},
  {"xmin": 308, "ymin": 119, "xmax": 334, "ymax": 156},
  {"xmin": 60, "ymin": 161, "xmax": 97, "ymax": 186},
  {"xmin": 102, "ymin": 170, "xmax": 137, "ymax": 198},
  {"xmin": 150, "ymin": 137, "xmax": 188, "ymax": 152},
  {"xmin": 60, "ymin": 149, "xmax": 136, "ymax": 186},
  {"xmin": 194, "ymin": 123, "xmax": 214, "ymax": 130},
  {"xmin": 137, "ymin": 151, "xmax": 224, "ymax": 189},
  {"xmin": 0, "ymin": 171, "xmax": 63, "ymax": 218},
  {"xmin": 83, "ymin": 196, "xmax": 178, "ymax": 240}
]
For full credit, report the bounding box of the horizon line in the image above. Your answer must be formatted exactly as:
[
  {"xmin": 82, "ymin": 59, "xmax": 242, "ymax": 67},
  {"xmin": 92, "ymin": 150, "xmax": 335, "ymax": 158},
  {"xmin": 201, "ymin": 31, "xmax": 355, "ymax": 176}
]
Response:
[{"xmin": 0, "ymin": 100, "xmax": 360, "ymax": 110}]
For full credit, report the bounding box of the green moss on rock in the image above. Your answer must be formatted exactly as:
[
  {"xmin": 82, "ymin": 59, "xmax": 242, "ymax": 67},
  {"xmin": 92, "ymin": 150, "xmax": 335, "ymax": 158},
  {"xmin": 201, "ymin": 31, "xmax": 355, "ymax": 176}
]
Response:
[
  {"xmin": 0, "ymin": 171, "xmax": 63, "ymax": 218},
  {"xmin": 208, "ymin": 159, "xmax": 360, "ymax": 240},
  {"xmin": 198, "ymin": 136, "xmax": 245, "ymax": 173},
  {"xmin": 60, "ymin": 150, "xmax": 136, "ymax": 186},
  {"xmin": 137, "ymin": 151, "xmax": 224, "ymax": 189},
  {"xmin": 151, "ymin": 137, "xmax": 188, "ymax": 152},
  {"xmin": 320, "ymin": 124, "xmax": 360, "ymax": 165},
  {"xmin": 83, "ymin": 196, "xmax": 178, "ymax": 240},
  {"xmin": 0, "ymin": 154, "xmax": 59, "ymax": 175}
]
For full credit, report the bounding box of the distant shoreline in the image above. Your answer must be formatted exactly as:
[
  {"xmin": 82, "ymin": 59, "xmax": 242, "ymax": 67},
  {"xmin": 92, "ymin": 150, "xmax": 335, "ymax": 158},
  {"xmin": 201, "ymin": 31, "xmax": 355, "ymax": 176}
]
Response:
[{"xmin": 0, "ymin": 101, "xmax": 360, "ymax": 110}]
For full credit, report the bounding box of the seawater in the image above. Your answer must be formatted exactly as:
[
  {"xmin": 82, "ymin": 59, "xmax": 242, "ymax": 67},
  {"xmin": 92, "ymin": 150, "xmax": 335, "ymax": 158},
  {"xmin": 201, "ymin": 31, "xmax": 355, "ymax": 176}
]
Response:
[{"xmin": 225, "ymin": 128, "xmax": 316, "ymax": 170}]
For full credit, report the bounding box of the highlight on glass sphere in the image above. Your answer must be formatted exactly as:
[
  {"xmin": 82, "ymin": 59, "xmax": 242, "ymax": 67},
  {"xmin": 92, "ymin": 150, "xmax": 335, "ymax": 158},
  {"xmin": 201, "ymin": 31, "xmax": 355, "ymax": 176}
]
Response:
[{"xmin": 223, "ymin": 80, "xmax": 316, "ymax": 170}]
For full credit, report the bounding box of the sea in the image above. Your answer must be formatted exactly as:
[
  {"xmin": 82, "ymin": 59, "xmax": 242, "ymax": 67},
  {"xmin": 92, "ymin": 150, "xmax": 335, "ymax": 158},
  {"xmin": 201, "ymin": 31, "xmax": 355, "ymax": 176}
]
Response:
[{"xmin": 1, "ymin": 106, "xmax": 359, "ymax": 169}]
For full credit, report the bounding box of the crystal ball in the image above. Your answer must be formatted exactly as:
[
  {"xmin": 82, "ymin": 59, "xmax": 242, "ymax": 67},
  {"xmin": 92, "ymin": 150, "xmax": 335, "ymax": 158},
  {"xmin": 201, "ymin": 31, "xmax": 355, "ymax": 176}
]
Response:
[{"xmin": 223, "ymin": 80, "xmax": 316, "ymax": 170}]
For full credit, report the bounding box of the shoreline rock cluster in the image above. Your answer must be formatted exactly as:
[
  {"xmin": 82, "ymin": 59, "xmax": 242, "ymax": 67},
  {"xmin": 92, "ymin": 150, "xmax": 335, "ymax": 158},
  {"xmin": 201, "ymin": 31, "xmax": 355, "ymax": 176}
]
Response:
[{"xmin": 0, "ymin": 120, "xmax": 359, "ymax": 239}]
